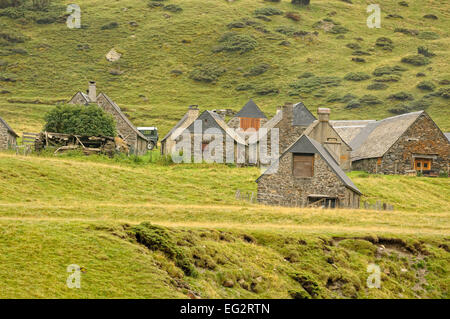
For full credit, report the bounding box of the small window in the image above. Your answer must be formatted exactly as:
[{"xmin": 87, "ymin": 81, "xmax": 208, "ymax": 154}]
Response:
[{"xmin": 293, "ymin": 154, "xmax": 314, "ymax": 178}]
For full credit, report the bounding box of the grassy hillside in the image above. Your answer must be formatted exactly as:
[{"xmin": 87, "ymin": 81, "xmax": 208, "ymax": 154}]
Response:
[
  {"xmin": 0, "ymin": 152, "xmax": 448, "ymax": 298},
  {"xmin": 0, "ymin": 0, "xmax": 449, "ymax": 137}
]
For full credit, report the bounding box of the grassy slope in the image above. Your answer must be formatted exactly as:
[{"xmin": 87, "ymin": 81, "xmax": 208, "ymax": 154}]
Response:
[
  {"xmin": 0, "ymin": 152, "xmax": 448, "ymax": 298},
  {"xmin": 0, "ymin": 0, "xmax": 449, "ymax": 137}
]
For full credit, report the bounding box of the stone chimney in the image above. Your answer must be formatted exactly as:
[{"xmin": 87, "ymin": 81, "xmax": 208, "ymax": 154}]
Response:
[
  {"xmin": 88, "ymin": 81, "xmax": 97, "ymax": 103},
  {"xmin": 318, "ymin": 107, "xmax": 330, "ymax": 122},
  {"xmin": 188, "ymin": 105, "xmax": 199, "ymax": 120}
]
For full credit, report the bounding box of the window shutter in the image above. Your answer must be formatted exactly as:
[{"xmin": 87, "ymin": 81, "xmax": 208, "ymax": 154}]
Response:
[{"xmin": 293, "ymin": 154, "xmax": 314, "ymax": 177}]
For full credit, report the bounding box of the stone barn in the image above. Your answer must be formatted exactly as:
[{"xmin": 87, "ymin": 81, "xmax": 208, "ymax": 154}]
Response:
[
  {"xmin": 228, "ymin": 99, "xmax": 268, "ymax": 131},
  {"xmin": 69, "ymin": 82, "xmax": 148, "ymax": 155},
  {"xmin": 256, "ymin": 134, "xmax": 361, "ymax": 208},
  {"xmin": 175, "ymin": 110, "xmax": 247, "ymax": 164},
  {"xmin": 332, "ymin": 111, "xmax": 450, "ymax": 175},
  {"xmin": 161, "ymin": 105, "xmax": 199, "ymax": 155},
  {"xmin": 0, "ymin": 116, "xmax": 18, "ymax": 150}
]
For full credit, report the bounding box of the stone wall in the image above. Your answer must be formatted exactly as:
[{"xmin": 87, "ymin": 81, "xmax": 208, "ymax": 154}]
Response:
[
  {"xmin": 274, "ymin": 105, "xmax": 308, "ymax": 153},
  {"xmin": 257, "ymin": 151, "xmax": 360, "ymax": 208},
  {"xmin": 0, "ymin": 124, "xmax": 16, "ymax": 150},
  {"xmin": 352, "ymin": 113, "xmax": 450, "ymax": 175}
]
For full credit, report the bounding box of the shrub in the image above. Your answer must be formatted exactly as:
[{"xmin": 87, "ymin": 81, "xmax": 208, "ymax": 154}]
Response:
[
  {"xmin": 255, "ymin": 85, "xmax": 279, "ymax": 95},
  {"xmin": 244, "ymin": 63, "xmax": 270, "ymax": 77},
  {"xmin": 416, "ymin": 72, "xmax": 426, "ymax": 77},
  {"xmin": 0, "ymin": 30, "xmax": 28, "ymax": 43},
  {"xmin": 0, "ymin": 72, "xmax": 17, "ymax": 82},
  {"xmin": 375, "ymin": 37, "xmax": 394, "ymax": 51},
  {"xmin": 372, "ymin": 65, "xmax": 406, "ymax": 76},
  {"xmin": 432, "ymin": 87, "xmax": 450, "ymax": 99},
  {"xmin": 423, "ymin": 14, "xmax": 438, "ymax": 20},
  {"xmin": 401, "ymin": 55, "xmax": 430, "ymax": 66},
  {"xmin": 285, "ymin": 12, "xmax": 301, "ymax": 21},
  {"xmin": 0, "ymin": 0, "xmax": 26, "ymax": 9},
  {"xmin": 398, "ymin": 1, "xmax": 408, "ymax": 6},
  {"xmin": 346, "ymin": 42, "xmax": 361, "ymax": 50},
  {"xmin": 417, "ymin": 81, "xmax": 436, "ymax": 91},
  {"xmin": 292, "ymin": 0, "xmax": 310, "ymax": 5},
  {"xmin": 344, "ymin": 72, "xmax": 371, "ymax": 81},
  {"xmin": 101, "ymin": 22, "xmax": 118, "ymax": 30},
  {"xmin": 418, "ymin": 31, "xmax": 439, "ymax": 40},
  {"xmin": 253, "ymin": 7, "xmax": 283, "ymax": 16},
  {"xmin": 235, "ymin": 84, "xmax": 254, "ymax": 91},
  {"xmin": 394, "ymin": 28, "xmax": 418, "ymax": 36},
  {"xmin": 44, "ymin": 104, "xmax": 116, "ymax": 136},
  {"xmin": 329, "ymin": 25, "xmax": 348, "ymax": 34},
  {"xmin": 352, "ymin": 50, "xmax": 371, "ymax": 56},
  {"xmin": 163, "ymin": 4, "xmax": 182, "ymax": 13},
  {"xmin": 345, "ymin": 99, "xmax": 362, "ymax": 109},
  {"xmin": 351, "ymin": 57, "xmax": 365, "ymax": 63},
  {"xmin": 373, "ymin": 75, "xmax": 401, "ymax": 82},
  {"xmin": 289, "ymin": 289, "xmax": 311, "ymax": 299},
  {"xmin": 213, "ymin": 32, "xmax": 257, "ymax": 54},
  {"xmin": 359, "ymin": 95, "xmax": 382, "ymax": 105},
  {"xmin": 388, "ymin": 91, "xmax": 414, "ymax": 101},
  {"xmin": 289, "ymin": 76, "xmax": 341, "ymax": 94},
  {"xmin": 417, "ymin": 46, "xmax": 435, "ymax": 57},
  {"xmin": 189, "ymin": 64, "xmax": 226, "ymax": 83},
  {"xmin": 367, "ymin": 83, "xmax": 388, "ymax": 90}
]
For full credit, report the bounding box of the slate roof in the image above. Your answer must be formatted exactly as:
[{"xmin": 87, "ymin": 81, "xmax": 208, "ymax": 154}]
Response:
[
  {"xmin": 330, "ymin": 120, "xmax": 376, "ymax": 145},
  {"xmin": 0, "ymin": 116, "xmax": 18, "ymax": 137},
  {"xmin": 292, "ymin": 102, "xmax": 316, "ymax": 126},
  {"xmin": 185, "ymin": 110, "xmax": 246, "ymax": 145},
  {"xmin": 445, "ymin": 133, "xmax": 450, "ymax": 142},
  {"xmin": 98, "ymin": 93, "xmax": 147, "ymax": 141},
  {"xmin": 256, "ymin": 134, "xmax": 361, "ymax": 195},
  {"xmin": 235, "ymin": 99, "xmax": 267, "ymax": 119}
]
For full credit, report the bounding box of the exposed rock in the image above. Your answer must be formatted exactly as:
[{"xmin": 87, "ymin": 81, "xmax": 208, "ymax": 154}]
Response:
[{"xmin": 106, "ymin": 48, "xmax": 121, "ymax": 62}]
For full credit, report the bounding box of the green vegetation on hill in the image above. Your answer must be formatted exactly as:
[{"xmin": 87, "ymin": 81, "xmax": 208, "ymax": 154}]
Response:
[
  {"xmin": 0, "ymin": 152, "xmax": 448, "ymax": 298},
  {"xmin": 0, "ymin": 0, "xmax": 449, "ymax": 137}
]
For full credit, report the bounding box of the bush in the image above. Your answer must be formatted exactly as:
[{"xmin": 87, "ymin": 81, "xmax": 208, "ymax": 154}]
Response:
[
  {"xmin": 372, "ymin": 65, "xmax": 406, "ymax": 77},
  {"xmin": 235, "ymin": 84, "xmax": 254, "ymax": 91},
  {"xmin": 394, "ymin": 28, "xmax": 418, "ymax": 36},
  {"xmin": 285, "ymin": 12, "xmax": 301, "ymax": 21},
  {"xmin": 44, "ymin": 104, "xmax": 117, "ymax": 137},
  {"xmin": 213, "ymin": 32, "xmax": 257, "ymax": 54},
  {"xmin": 189, "ymin": 64, "xmax": 226, "ymax": 83},
  {"xmin": 417, "ymin": 81, "xmax": 436, "ymax": 91},
  {"xmin": 388, "ymin": 91, "xmax": 414, "ymax": 101},
  {"xmin": 255, "ymin": 85, "xmax": 279, "ymax": 95},
  {"xmin": 375, "ymin": 37, "xmax": 394, "ymax": 51},
  {"xmin": 367, "ymin": 83, "xmax": 388, "ymax": 90},
  {"xmin": 359, "ymin": 95, "xmax": 382, "ymax": 105},
  {"xmin": 344, "ymin": 72, "xmax": 371, "ymax": 81},
  {"xmin": 418, "ymin": 31, "xmax": 439, "ymax": 40},
  {"xmin": 244, "ymin": 63, "xmax": 270, "ymax": 77},
  {"xmin": 101, "ymin": 22, "xmax": 118, "ymax": 30},
  {"xmin": 417, "ymin": 46, "xmax": 435, "ymax": 57},
  {"xmin": 346, "ymin": 42, "xmax": 360, "ymax": 50},
  {"xmin": 401, "ymin": 55, "xmax": 430, "ymax": 66},
  {"xmin": 289, "ymin": 76, "xmax": 341, "ymax": 94},
  {"xmin": 0, "ymin": 0, "xmax": 26, "ymax": 9},
  {"xmin": 329, "ymin": 25, "xmax": 348, "ymax": 34},
  {"xmin": 423, "ymin": 14, "xmax": 438, "ymax": 20},
  {"xmin": 292, "ymin": 0, "xmax": 310, "ymax": 5},
  {"xmin": 345, "ymin": 99, "xmax": 362, "ymax": 109},
  {"xmin": 253, "ymin": 7, "xmax": 283, "ymax": 16},
  {"xmin": 0, "ymin": 30, "xmax": 28, "ymax": 43},
  {"xmin": 163, "ymin": 4, "xmax": 182, "ymax": 13},
  {"xmin": 373, "ymin": 75, "xmax": 401, "ymax": 82}
]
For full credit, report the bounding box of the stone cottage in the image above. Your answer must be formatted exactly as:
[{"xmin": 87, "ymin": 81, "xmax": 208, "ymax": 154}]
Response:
[
  {"xmin": 161, "ymin": 105, "xmax": 199, "ymax": 156},
  {"xmin": 332, "ymin": 111, "xmax": 450, "ymax": 175},
  {"xmin": 0, "ymin": 116, "xmax": 18, "ymax": 150},
  {"xmin": 175, "ymin": 110, "xmax": 247, "ymax": 164},
  {"xmin": 256, "ymin": 134, "xmax": 361, "ymax": 208},
  {"xmin": 228, "ymin": 99, "xmax": 268, "ymax": 131},
  {"xmin": 69, "ymin": 82, "xmax": 148, "ymax": 155}
]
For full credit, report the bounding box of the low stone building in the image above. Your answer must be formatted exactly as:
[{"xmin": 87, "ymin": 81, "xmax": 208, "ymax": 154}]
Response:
[
  {"xmin": 332, "ymin": 111, "xmax": 450, "ymax": 175},
  {"xmin": 69, "ymin": 82, "xmax": 148, "ymax": 155},
  {"xmin": 161, "ymin": 105, "xmax": 199, "ymax": 155},
  {"xmin": 228, "ymin": 99, "xmax": 268, "ymax": 131},
  {"xmin": 0, "ymin": 116, "xmax": 18, "ymax": 150},
  {"xmin": 175, "ymin": 110, "xmax": 247, "ymax": 164},
  {"xmin": 256, "ymin": 134, "xmax": 361, "ymax": 208}
]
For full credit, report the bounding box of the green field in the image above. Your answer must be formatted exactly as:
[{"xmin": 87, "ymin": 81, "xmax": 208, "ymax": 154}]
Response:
[
  {"xmin": 0, "ymin": 0, "xmax": 449, "ymax": 137},
  {"xmin": 0, "ymin": 152, "xmax": 448, "ymax": 298},
  {"xmin": 0, "ymin": 0, "xmax": 449, "ymax": 299}
]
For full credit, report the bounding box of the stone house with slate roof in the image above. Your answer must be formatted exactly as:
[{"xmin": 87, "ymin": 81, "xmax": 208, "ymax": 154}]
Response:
[
  {"xmin": 331, "ymin": 111, "xmax": 449, "ymax": 175},
  {"xmin": 161, "ymin": 105, "xmax": 199, "ymax": 155},
  {"xmin": 69, "ymin": 82, "xmax": 148, "ymax": 155},
  {"xmin": 176, "ymin": 110, "xmax": 247, "ymax": 164},
  {"xmin": 256, "ymin": 134, "xmax": 361, "ymax": 208},
  {"xmin": 228, "ymin": 99, "xmax": 268, "ymax": 131},
  {"xmin": 0, "ymin": 116, "xmax": 18, "ymax": 150}
]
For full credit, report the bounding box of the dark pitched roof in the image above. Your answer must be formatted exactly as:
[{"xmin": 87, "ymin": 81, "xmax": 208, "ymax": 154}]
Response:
[
  {"xmin": 256, "ymin": 134, "xmax": 361, "ymax": 195},
  {"xmin": 0, "ymin": 116, "xmax": 18, "ymax": 137},
  {"xmin": 292, "ymin": 102, "xmax": 316, "ymax": 126},
  {"xmin": 445, "ymin": 133, "xmax": 450, "ymax": 142},
  {"xmin": 235, "ymin": 99, "xmax": 267, "ymax": 119},
  {"xmin": 98, "ymin": 93, "xmax": 147, "ymax": 141},
  {"xmin": 185, "ymin": 110, "xmax": 246, "ymax": 144}
]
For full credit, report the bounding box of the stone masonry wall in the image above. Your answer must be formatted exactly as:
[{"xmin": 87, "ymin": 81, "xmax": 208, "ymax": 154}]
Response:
[
  {"xmin": 0, "ymin": 124, "xmax": 8, "ymax": 150},
  {"xmin": 275, "ymin": 106, "xmax": 308, "ymax": 153},
  {"xmin": 257, "ymin": 152, "xmax": 360, "ymax": 208}
]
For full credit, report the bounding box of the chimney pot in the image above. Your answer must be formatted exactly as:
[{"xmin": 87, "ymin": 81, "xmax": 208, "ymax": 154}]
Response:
[{"xmin": 318, "ymin": 108, "xmax": 330, "ymax": 122}]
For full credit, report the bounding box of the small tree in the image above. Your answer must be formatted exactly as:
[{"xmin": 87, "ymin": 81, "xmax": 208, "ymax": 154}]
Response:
[
  {"xmin": 292, "ymin": 0, "xmax": 310, "ymax": 5},
  {"xmin": 44, "ymin": 104, "xmax": 117, "ymax": 137}
]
